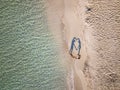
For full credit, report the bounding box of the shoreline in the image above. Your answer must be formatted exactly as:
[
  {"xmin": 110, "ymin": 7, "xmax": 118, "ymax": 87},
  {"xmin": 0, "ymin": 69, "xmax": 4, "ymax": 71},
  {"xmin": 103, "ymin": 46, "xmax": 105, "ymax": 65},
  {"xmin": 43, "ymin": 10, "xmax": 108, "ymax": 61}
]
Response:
[{"xmin": 46, "ymin": 0, "xmax": 89, "ymax": 90}]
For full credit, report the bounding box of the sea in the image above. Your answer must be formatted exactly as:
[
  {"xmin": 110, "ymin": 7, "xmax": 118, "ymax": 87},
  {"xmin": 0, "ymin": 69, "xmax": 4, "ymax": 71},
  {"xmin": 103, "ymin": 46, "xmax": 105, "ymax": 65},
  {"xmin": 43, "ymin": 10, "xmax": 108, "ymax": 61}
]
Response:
[{"xmin": 0, "ymin": 0, "xmax": 67, "ymax": 90}]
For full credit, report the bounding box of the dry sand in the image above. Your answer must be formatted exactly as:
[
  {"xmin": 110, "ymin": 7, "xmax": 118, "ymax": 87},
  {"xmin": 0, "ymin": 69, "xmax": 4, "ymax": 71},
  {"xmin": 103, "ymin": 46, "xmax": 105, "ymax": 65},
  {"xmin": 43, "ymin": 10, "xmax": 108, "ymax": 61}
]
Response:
[{"xmin": 46, "ymin": 0, "xmax": 120, "ymax": 90}]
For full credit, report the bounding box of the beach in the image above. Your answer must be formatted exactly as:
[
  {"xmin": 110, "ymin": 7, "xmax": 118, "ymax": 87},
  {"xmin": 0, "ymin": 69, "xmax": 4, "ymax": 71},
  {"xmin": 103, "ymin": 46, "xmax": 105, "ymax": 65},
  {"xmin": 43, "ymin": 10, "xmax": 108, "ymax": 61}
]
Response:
[{"xmin": 46, "ymin": 0, "xmax": 120, "ymax": 90}]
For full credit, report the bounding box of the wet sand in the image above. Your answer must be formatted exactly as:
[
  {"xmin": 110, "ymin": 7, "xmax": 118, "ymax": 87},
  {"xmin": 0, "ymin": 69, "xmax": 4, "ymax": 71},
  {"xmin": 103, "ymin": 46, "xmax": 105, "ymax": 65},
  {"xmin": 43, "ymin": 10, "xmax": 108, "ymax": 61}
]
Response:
[{"xmin": 46, "ymin": 0, "xmax": 88, "ymax": 90}]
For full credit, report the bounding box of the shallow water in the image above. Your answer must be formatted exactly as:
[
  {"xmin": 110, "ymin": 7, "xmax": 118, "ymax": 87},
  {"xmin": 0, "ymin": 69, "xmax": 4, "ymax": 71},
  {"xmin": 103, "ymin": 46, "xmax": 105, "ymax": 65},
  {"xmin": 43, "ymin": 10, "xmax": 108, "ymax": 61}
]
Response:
[{"xmin": 0, "ymin": 0, "xmax": 67, "ymax": 90}]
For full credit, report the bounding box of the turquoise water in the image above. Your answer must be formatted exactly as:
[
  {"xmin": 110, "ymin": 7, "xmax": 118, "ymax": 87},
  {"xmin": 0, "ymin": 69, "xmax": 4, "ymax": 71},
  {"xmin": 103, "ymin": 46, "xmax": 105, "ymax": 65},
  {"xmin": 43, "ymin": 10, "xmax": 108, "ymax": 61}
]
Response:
[{"xmin": 0, "ymin": 0, "xmax": 67, "ymax": 90}]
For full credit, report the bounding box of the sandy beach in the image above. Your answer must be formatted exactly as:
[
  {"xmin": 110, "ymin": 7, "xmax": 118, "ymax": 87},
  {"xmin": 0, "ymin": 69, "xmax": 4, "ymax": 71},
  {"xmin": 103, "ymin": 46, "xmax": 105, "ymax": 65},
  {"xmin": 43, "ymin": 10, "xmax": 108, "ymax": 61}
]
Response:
[{"xmin": 46, "ymin": 0, "xmax": 120, "ymax": 90}]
